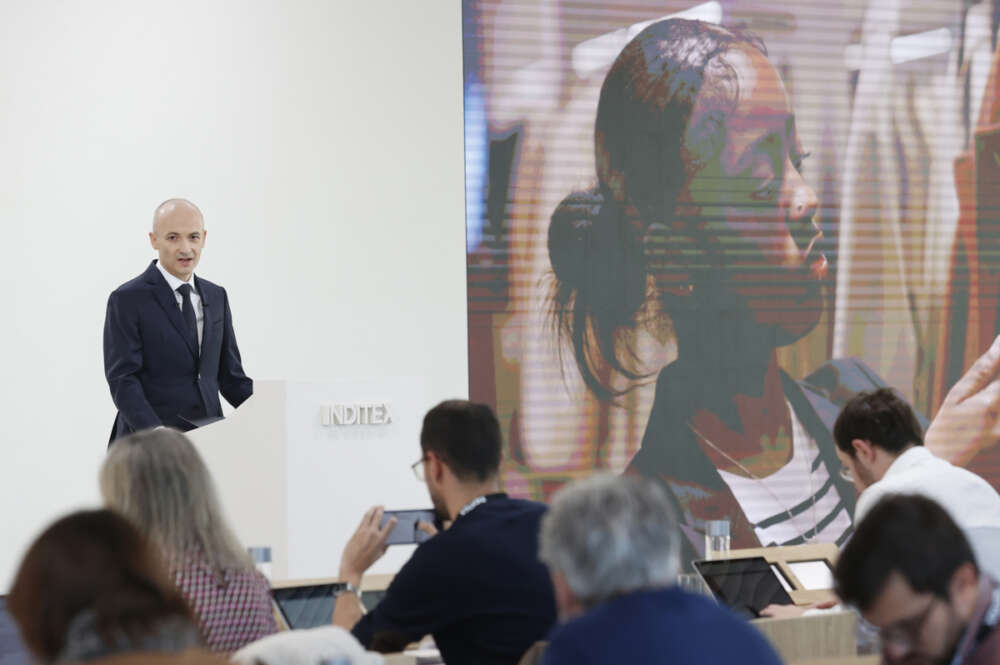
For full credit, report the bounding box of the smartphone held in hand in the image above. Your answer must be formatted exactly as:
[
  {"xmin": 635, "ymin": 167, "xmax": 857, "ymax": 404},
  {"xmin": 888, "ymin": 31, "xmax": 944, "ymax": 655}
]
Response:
[{"xmin": 380, "ymin": 509, "xmax": 437, "ymax": 545}]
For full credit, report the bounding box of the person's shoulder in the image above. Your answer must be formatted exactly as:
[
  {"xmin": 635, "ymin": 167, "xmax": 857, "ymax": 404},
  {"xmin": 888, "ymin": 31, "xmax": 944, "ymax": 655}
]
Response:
[
  {"xmin": 552, "ymin": 589, "xmax": 778, "ymax": 659},
  {"xmin": 887, "ymin": 449, "xmax": 992, "ymax": 494},
  {"xmin": 935, "ymin": 459, "xmax": 1000, "ymax": 508},
  {"xmin": 479, "ymin": 496, "xmax": 549, "ymax": 530},
  {"xmin": 653, "ymin": 590, "xmax": 781, "ymax": 661},
  {"xmin": 109, "ymin": 265, "xmax": 158, "ymax": 298},
  {"xmin": 499, "ymin": 496, "xmax": 548, "ymax": 515},
  {"xmin": 194, "ymin": 275, "xmax": 225, "ymax": 296}
]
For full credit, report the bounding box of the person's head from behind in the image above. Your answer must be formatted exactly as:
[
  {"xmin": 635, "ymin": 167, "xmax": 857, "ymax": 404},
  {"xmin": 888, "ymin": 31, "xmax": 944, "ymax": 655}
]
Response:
[
  {"xmin": 8, "ymin": 509, "xmax": 197, "ymax": 664},
  {"xmin": 548, "ymin": 19, "xmax": 824, "ymax": 398},
  {"xmin": 539, "ymin": 474, "xmax": 680, "ymax": 621},
  {"xmin": 100, "ymin": 428, "xmax": 251, "ymax": 572},
  {"xmin": 833, "ymin": 388, "xmax": 924, "ymax": 493},
  {"xmin": 834, "ymin": 495, "xmax": 979, "ymax": 665},
  {"xmin": 149, "ymin": 198, "xmax": 206, "ymax": 282},
  {"xmin": 418, "ymin": 400, "xmax": 503, "ymax": 521}
]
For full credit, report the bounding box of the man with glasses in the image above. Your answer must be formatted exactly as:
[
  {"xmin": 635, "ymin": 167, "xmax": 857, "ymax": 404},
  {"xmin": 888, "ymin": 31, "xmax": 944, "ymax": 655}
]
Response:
[
  {"xmin": 833, "ymin": 388, "xmax": 1000, "ymax": 580},
  {"xmin": 331, "ymin": 400, "xmax": 556, "ymax": 665},
  {"xmin": 834, "ymin": 494, "xmax": 1000, "ymax": 665}
]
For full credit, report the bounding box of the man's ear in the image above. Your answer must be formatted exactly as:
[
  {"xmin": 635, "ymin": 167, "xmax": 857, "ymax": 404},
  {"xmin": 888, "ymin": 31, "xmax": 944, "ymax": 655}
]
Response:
[
  {"xmin": 149, "ymin": 231, "xmax": 158, "ymax": 249},
  {"xmin": 851, "ymin": 438, "xmax": 876, "ymax": 464},
  {"xmin": 949, "ymin": 561, "xmax": 979, "ymax": 617},
  {"xmin": 426, "ymin": 450, "xmax": 447, "ymax": 484}
]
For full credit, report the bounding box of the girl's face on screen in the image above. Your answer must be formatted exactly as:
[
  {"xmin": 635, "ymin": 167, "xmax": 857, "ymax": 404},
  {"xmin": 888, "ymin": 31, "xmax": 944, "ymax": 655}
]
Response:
[{"xmin": 678, "ymin": 47, "xmax": 826, "ymax": 340}]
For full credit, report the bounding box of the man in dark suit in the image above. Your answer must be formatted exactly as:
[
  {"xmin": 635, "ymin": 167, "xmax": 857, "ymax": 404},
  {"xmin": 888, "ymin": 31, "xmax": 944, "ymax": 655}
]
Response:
[{"xmin": 103, "ymin": 199, "xmax": 253, "ymax": 443}]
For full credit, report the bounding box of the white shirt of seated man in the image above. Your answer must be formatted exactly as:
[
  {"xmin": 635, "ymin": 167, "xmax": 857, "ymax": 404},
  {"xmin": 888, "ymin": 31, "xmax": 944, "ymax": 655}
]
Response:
[{"xmin": 837, "ymin": 440, "xmax": 1000, "ymax": 582}]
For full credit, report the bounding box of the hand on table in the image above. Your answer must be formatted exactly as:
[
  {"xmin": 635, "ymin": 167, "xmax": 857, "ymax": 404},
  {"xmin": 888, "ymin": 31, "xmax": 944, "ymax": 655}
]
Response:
[
  {"xmin": 759, "ymin": 599, "xmax": 838, "ymax": 619},
  {"xmin": 339, "ymin": 506, "xmax": 395, "ymax": 585},
  {"xmin": 759, "ymin": 604, "xmax": 807, "ymax": 619}
]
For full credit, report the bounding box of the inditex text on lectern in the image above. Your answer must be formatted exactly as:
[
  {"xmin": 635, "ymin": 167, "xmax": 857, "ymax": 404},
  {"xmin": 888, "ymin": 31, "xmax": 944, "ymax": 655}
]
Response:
[{"xmin": 187, "ymin": 378, "xmax": 433, "ymax": 581}]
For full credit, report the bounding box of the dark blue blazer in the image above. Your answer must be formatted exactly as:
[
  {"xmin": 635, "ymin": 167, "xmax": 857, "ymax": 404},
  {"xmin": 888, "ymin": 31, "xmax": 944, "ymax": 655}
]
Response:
[
  {"xmin": 542, "ymin": 588, "xmax": 782, "ymax": 665},
  {"xmin": 103, "ymin": 260, "xmax": 253, "ymax": 442}
]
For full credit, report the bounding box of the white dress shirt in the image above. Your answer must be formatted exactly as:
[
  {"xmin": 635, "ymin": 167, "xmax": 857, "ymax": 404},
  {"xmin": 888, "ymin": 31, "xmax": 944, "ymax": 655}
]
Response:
[
  {"xmin": 856, "ymin": 446, "xmax": 1000, "ymax": 580},
  {"xmin": 156, "ymin": 260, "xmax": 204, "ymax": 348}
]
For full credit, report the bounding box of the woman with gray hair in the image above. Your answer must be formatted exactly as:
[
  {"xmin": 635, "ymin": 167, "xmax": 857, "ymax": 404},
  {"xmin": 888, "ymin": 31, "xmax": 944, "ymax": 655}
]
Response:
[
  {"xmin": 537, "ymin": 474, "xmax": 781, "ymax": 665},
  {"xmin": 101, "ymin": 428, "xmax": 278, "ymax": 653}
]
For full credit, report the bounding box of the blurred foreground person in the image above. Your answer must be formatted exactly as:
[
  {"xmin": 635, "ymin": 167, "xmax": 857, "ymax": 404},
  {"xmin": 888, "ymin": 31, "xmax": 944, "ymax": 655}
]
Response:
[
  {"xmin": 537, "ymin": 474, "xmax": 782, "ymax": 665},
  {"xmin": 835, "ymin": 495, "xmax": 1000, "ymax": 665},
  {"xmin": 7, "ymin": 509, "xmax": 212, "ymax": 664},
  {"xmin": 101, "ymin": 428, "xmax": 277, "ymax": 652}
]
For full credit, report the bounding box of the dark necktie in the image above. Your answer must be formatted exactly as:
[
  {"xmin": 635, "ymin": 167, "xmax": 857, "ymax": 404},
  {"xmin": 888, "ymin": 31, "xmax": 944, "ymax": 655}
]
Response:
[{"xmin": 177, "ymin": 283, "xmax": 199, "ymax": 356}]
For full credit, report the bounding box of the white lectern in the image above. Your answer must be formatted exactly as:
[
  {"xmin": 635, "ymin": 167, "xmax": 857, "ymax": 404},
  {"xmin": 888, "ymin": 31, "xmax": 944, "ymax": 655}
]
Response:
[{"xmin": 187, "ymin": 378, "xmax": 434, "ymax": 581}]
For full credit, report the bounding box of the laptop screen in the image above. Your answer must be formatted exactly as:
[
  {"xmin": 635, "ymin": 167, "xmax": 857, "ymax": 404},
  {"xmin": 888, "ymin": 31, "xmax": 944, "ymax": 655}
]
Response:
[
  {"xmin": 693, "ymin": 557, "xmax": 795, "ymax": 620},
  {"xmin": 272, "ymin": 584, "xmax": 344, "ymax": 630},
  {"xmin": 0, "ymin": 596, "xmax": 31, "ymax": 665}
]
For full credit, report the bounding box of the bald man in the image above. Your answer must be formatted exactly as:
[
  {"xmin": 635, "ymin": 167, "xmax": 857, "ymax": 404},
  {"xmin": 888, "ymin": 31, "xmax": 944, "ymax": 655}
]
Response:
[{"xmin": 103, "ymin": 199, "xmax": 253, "ymax": 443}]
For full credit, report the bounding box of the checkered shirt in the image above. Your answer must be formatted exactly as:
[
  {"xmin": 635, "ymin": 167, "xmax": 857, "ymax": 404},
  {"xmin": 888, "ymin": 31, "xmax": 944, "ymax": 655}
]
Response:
[{"xmin": 170, "ymin": 550, "xmax": 278, "ymax": 653}]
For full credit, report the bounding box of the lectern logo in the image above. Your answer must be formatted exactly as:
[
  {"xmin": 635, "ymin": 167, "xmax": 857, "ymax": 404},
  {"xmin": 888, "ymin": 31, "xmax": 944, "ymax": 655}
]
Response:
[{"xmin": 320, "ymin": 402, "xmax": 393, "ymax": 426}]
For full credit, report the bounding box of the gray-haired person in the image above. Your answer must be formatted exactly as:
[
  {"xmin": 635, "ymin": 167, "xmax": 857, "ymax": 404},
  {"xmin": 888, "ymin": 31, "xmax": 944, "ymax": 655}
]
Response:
[{"xmin": 537, "ymin": 474, "xmax": 782, "ymax": 665}]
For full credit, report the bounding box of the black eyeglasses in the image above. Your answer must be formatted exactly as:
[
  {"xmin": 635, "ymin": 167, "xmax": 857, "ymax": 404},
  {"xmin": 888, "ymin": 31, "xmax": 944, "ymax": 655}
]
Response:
[
  {"xmin": 411, "ymin": 455, "xmax": 428, "ymax": 482},
  {"xmin": 879, "ymin": 596, "xmax": 939, "ymax": 652}
]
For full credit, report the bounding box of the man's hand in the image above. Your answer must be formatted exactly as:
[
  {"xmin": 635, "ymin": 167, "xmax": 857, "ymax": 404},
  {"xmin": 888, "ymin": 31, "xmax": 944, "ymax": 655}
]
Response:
[
  {"xmin": 416, "ymin": 520, "xmax": 439, "ymax": 539},
  {"xmin": 339, "ymin": 506, "xmax": 396, "ymax": 585},
  {"xmin": 759, "ymin": 604, "xmax": 807, "ymax": 619},
  {"xmin": 759, "ymin": 598, "xmax": 839, "ymax": 619},
  {"xmin": 925, "ymin": 335, "xmax": 1000, "ymax": 466}
]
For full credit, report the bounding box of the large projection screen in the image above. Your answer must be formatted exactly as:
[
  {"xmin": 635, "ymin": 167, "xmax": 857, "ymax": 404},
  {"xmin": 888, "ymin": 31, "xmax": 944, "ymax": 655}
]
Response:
[{"xmin": 463, "ymin": 0, "xmax": 1000, "ymax": 559}]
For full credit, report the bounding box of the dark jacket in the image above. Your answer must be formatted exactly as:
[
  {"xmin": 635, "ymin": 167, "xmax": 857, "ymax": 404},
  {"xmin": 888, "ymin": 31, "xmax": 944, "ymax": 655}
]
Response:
[
  {"xmin": 352, "ymin": 494, "xmax": 556, "ymax": 665},
  {"xmin": 103, "ymin": 260, "xmax": 252, "ymax": 442},
  {"xmin": 541, "ymin": 588, "xmax": 782, "ymax": 665}
]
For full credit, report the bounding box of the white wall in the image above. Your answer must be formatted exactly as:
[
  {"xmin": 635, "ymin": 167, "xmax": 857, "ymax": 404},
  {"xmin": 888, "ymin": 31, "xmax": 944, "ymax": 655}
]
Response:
[{"xmin": 0, "ymin": 0, "xmax": 467, "ymax": 590}]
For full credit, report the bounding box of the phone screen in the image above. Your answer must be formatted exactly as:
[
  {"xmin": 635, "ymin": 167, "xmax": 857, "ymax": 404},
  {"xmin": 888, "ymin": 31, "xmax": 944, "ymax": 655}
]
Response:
[{"xmin": 380, "ymin": 509, "xmax": 436, "ymax": 545}]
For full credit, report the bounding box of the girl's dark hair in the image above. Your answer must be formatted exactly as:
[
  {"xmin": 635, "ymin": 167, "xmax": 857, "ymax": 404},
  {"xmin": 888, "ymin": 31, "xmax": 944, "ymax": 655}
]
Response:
[
  {"xmin": 8, "ymin": 509, "xmax": 197, "ymax": 663},
  {"xmin": 548, "ymin": 19, "xmax": 765, "ymax": 399}
]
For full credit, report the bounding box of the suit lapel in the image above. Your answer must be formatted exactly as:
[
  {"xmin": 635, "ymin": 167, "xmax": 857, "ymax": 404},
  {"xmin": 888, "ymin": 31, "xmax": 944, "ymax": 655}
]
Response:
[{"xmin": 144, "ymin": 261, "xmax": 199, "ymax": 360}]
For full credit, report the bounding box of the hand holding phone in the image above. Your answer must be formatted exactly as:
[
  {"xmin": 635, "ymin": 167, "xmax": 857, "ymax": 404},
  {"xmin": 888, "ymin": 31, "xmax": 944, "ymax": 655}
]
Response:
[{"xmin": 380, "ymin": 509, "xmax": 437, "ymax": 545}]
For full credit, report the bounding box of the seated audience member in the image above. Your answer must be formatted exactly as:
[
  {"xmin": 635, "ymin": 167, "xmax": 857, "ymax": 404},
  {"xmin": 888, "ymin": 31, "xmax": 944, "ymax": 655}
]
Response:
[
  {"xmin": 7, "ymin": 509, "xmax": 208, "ymax": 663},
  {"xmin": 834, "ymin": 388, "xmax": 1000, "ymax": 579},
  {"xmin": 537, "ymin": 474, "xmax": 782, "ymax": 665},
  {"xmin": 101, "ymin": 428, "xmax": 278, "ymax": 653},
  {"xmin": 231, "ymin": 626, "xmax": 383, "ymax": 665},
  {"xmin": 835, "ymin": 494, "xmax": 1000, "ymax": 665},
  {"xmin": 332, "ymin": 400, "xmax": 557, "ymax": 665}
]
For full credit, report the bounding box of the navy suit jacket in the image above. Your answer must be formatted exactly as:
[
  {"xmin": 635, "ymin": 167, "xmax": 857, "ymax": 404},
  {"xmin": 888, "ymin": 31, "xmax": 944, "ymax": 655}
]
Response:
[
  {"xmin": 103, "ymin": 260, "xmax": 253, "ymax": 442},
  {"xmin": 542, "ymin": 588, "xmax": 782, "ymax": 665}
]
